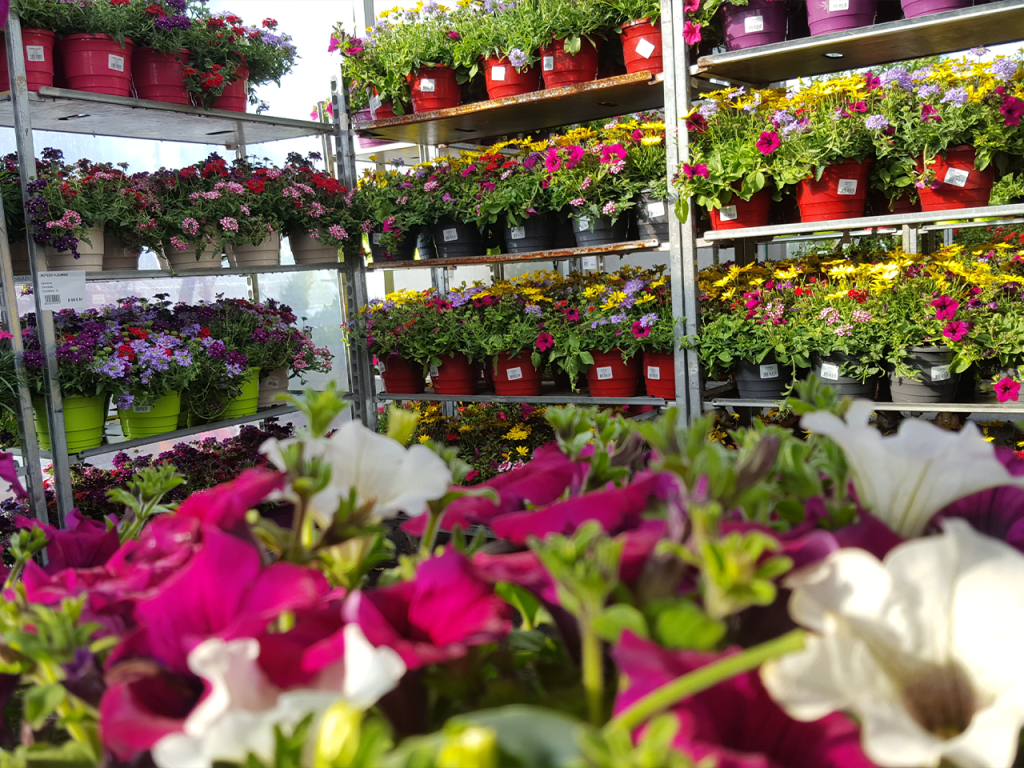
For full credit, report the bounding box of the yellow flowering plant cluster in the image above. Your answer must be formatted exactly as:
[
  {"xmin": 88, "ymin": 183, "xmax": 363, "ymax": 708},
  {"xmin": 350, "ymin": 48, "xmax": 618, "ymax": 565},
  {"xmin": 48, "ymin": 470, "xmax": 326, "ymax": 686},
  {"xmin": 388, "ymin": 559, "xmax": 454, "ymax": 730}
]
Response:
[
  {"xmin": 678, "ymin": 55, "xmax": 1024, "ymax": 216},
  {"xmin": 691, "ymin": 239, "xmax": 1024, "ymax": 400}
]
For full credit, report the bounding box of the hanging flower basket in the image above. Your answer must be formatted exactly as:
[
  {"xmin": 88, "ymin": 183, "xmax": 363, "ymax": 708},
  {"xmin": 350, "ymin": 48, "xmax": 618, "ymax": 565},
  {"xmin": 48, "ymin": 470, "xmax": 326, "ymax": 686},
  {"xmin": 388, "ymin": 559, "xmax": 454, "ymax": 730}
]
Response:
[
  {"xmin": 61, "ymin": 34, "xmax": 134, "ymax": 97},
  {"xmin": 620, "ymin": 19, "xmax": 663, "ymax": 76}
]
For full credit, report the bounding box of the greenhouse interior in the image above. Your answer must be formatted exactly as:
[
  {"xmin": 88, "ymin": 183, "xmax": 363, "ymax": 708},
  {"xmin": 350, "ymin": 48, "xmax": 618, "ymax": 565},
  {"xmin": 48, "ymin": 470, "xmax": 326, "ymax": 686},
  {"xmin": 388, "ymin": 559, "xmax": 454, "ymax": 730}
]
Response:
[{"xmin": 3, "ymin": 0, "xmax": 1024, "ymax": 765}]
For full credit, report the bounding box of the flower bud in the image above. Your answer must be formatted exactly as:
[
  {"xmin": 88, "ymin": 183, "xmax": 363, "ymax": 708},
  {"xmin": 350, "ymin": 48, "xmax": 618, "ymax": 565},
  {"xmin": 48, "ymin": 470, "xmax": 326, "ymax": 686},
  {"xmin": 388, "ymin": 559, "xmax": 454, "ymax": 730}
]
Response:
[
  {"xmin": 313, "ymin": 700, "xmax": 362, "ymax": 768},
  {"xmin": 437, "ymin": 726, "xmax": 498, "ymax": 768}
]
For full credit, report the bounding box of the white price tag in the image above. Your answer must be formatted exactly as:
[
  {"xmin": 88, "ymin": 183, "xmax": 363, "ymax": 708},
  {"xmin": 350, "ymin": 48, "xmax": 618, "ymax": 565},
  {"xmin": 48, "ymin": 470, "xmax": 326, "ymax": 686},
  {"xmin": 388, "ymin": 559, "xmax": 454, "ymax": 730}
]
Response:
[
  {"xmin": 442, "ymin": 228, "xmax": 459, "ymax": 242},
  {"xmin": 506, "ymin": 366, "xmax": 523, "ymax": 381},
  {"xmin": 543, "ymin": 56, "xmax": 554, "ymax": 71},
  {"xmin": 377, "ymin": 358, "xmax": 386, "ymax": 373},
  {"xmin": 510, "ymin": 226, "xmax": 526, "ymax": 240},
  {"xmin": 576, "ymin": 216, "xmax": 590, "ymax": 230},
  {"xmin": 26, "ymin": 45, "xmax": 45, "ymax": 62},
  {"xmin": 582, "ymin": 256, "xmax": 598, "ymax": 269},
  {"xmin": 419, "ymin": 78, "xmax": 435, "ymax": 93},
  {"xmin": 132, "ymin": 404, "xmax": 152, "ymax": 413},
  {"xmin": 635, "ymin": 38, "xmax": 656, "ymax": 59},
  {"xmin": 647, "ymin": 200, "xmax": 666, "ymax": 218},
  {"xmin": 39, "ymin": 271, "xmax": 87, "ymax": 311},
  {"xmin": 944, "ymin": 167, "xmax": 970, "ymax": 187},
  {"xmin": 596, "ymin": 366, "xmax": 614, "ymax": 380},
  {"xmin": 108, "ymin": 54, "xmax": 124, "ymax": 72},
  {"xmin": 759, "ymin": 363, "xmax": 779, "ymax": 379},
  {"xmin": 265, "ymin": 376, "xmax": 280, "ymax": 388},
  {"xmin": 369, "ymin": 93, "xmax": 381, "ymax": 119},
  {"xmin": 647, "ymin": 365, "xmax": 661, "ymax": 380},
  {"xmin": 372, "ymin": 233, "xmax": 382, "ymax": 244},
  {"xmin": 820, "ymin": 362, "xmax": 840, "ymax": 381},
  {"xmin": 429, "ymin": 365, "xmax": 439, "ymax": 377},
  {"xmin": 719, "ymin": 205, "xmax": 738, "ymax": 221},
  {"xmin": 491, "ymin": 65, "xmax": 506, "ymax": 81},
  {"xmin": 931, "ymin": 365, "xmax": 951, "ymax": 382},
  {"xmin": 828, "ymin": 0, "xmax": 850, "ymax": 10},
  {"xmin": 744, "ymin": 15, "xmax": 764, "ymax": 33},
  {"xmin": 837, "ymin": 179, "xmax": 858, "ymax": 195}
]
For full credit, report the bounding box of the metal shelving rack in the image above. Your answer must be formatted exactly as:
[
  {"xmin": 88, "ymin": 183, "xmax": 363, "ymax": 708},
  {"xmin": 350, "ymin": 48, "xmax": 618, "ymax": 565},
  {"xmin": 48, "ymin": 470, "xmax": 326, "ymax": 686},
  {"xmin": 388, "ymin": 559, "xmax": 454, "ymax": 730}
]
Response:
[
  {"xmin": 0, "ymin": 10, "xmax": 335, "ymax": 526},
  {"xmin": 664, "ymin": 0, "xmax": 1024, "ymax": 421}
]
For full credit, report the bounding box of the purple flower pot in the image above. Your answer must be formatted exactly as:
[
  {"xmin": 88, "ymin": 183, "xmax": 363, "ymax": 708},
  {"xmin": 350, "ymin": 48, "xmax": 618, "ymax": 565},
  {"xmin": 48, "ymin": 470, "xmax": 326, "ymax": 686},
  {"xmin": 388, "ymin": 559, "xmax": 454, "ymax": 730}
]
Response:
[
  {"xmin": 354, "ymin": 109, "xmax": 389, "ymax": 150},
  {"xmin": 806, "ymin": 0, "xmax": 876, "ymax": 34},
  {"xmin": 722, "ymin": 0, "xmax": 787, "ymax": 51},
  {"xmin": 900, "ymin": 0, "xmax": 970, "ymax": 17}
]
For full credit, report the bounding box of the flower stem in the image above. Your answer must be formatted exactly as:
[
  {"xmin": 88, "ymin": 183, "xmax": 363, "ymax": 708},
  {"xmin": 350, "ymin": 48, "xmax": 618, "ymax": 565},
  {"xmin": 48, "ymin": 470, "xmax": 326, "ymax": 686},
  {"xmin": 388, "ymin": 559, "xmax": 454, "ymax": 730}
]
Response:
[
  {"xmin": 418, "ymin": 504, "xmax": 443, "ymax": 560},
  {"xmin": 581, "ymin": 621, "xmax": 604, "ymax": 727},
  {"xmin": 605, "ymin": 628, "xmax": 806, "ymax": 736}
]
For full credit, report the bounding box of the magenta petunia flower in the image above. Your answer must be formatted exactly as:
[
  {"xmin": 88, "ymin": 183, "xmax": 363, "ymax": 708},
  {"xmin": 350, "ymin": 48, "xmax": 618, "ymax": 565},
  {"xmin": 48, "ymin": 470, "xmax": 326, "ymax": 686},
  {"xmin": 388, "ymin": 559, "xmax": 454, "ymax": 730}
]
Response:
[
  {"xmin": 929, "ymin": 294, "xmax": 959, "ymax": 320},
  {"xmin": 682, "ymin": 20, "xmax": 702, "ymax": 44},
  {"xmin": 631, "ymin": 320, "xmax": 650, "ymax": 339},
  {"xmin": 864, "ymin": 71, "xmax": 881, "ymax": 90},
  {"xmin": 942, "ymin": 320, "xmax": 970, "ymax": 342},
  {"xmin": 16, "ymin": 507, "xmax": 120, "ymax": 573},
  {"xmin": 995, "ymin": 377, "xmax": 1022, "ymax": 403},
  {"xmin": 612, "ymin": 633, "xmax": 878, "ymax": 768},
  {"xmin": 921, "ymin": 104, "xmax": 941, "ymax": 123},
  {"xmin": 684, "ymin": 0, "xmax": 700, "ymax": 10},
  {"xmin": 544, "ymin": 148, "xmax": 562, "ymax": 173},
  {"xmin": 343, "ymin": 550, "xmax": 512, "ymax": 670},
  {"xmin": 600, "ymin": 144, "xmax": 628, "ymax": 164},
  {"xmin": 174, "ymin": 467, "xmax": 286, "ymax": 535},
  {"xmin": 564, "ymin": 145, "xmax": 586, "ymax": 169},
  {"xmin": 683, "ymin": 162, "xmax": 709, "ymax": 179},
  {"xmin": 563, "ymin": 307, "xmax": 580, "ymax": 321},
  {"xmin": 756, "ymin": 131, "xmax": 781, "ymax": 155},
  {"xmin": 536, "ymin": 332, "xmax": 554, "ymax": 351},
  {"xmin": 1001, "ymin": 95, "xmax": 1024, "ymax": 126}
]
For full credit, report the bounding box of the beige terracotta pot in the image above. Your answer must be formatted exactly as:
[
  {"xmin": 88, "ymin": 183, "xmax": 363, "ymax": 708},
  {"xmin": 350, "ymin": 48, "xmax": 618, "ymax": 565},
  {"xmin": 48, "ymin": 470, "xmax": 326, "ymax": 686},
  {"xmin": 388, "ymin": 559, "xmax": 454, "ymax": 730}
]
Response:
[
  {"xmin": 288, "ymin": 228, "xmax": 339, "ymax": 264},
  {"xmin": 44, "ymin": 225, "xmax": 103, "ymax": 271},
  {"xmin": 103, "ymin": 230, "xmax": 141, "ymax": 270},
  {"xmin": 258, "ymin": 365, "xmax": 290, "ymax": 407},
  {"xmin": 226, "ymin": 232, "xmax": 281, "ymax": 268}
]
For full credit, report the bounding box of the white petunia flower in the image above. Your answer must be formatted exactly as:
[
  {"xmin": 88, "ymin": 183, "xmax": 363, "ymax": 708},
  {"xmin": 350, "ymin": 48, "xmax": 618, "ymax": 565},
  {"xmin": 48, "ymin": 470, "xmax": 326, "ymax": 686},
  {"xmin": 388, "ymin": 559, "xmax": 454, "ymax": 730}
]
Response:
[
  {"xmin": 762, "ymin": 520, "xmax": 1024, "ymax": 768},
  {"xmin": 261, "ymin": 419, "xmax": 451, "ymax": 526},
  {"xmin": 152, "ymin": 624, "xmax": 405, "ymax": 768},
  {"xmin": 802, "ymin": 400, "xmax": 1024, "ymax": 536}
]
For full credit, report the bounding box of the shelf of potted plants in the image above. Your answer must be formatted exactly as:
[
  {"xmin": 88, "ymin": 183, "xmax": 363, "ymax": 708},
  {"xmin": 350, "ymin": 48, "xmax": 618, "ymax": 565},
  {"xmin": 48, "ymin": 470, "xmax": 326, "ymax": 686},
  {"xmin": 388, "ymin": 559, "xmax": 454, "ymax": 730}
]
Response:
[
  {"xmin": 376, "ymin": 391, "xmax": 668, "ymax": 406},
  {"xmin": 708, "ymin": 397, "xmax": 1024, "ymax": 413},
  {"xmin": 692, "ymin": 0, "xmax": 1024, "ymax": 86},
  {"xmin": 13, "ymin": 261, "xmax": 348, "ymax": 283}
]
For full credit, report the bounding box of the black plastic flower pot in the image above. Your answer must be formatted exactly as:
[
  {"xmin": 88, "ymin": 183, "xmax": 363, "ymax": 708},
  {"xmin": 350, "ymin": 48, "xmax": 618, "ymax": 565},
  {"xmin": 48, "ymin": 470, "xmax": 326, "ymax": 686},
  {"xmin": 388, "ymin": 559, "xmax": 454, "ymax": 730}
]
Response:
[
  {"xmin": 369, "ymin": 231, "xmax": 417, "ymax": 263},
  {"xmin": 504, "ymin": 214, "xmax": 557, "ymax": 253},
  {"xmin": 888, "ymin": 345, "xmax": 960, "ymax": 403},
  {"xmin": 416, "ymin": 229, "xmax": 437, "ymax": 260},
  {"xmin": 812, "ymin": 352, "xmax": 880, "ymax": 399},
  {"xmin": 636, "ymin": 191, "xmax": 670, "ymax": 241},
  {"xmin": 554, "ymin": 210, "xmax": 577, "ymax": 248},
  {"xmin": 734, "ymin": 353, "xmax": 795, "ymax": 399},
  {"xmin": 572, "ymin": 215, "xmax": 629, "ymax": 247},
  {"xmin": 431, "ymin": 217, "xmax": 483, "ymax": 259}
]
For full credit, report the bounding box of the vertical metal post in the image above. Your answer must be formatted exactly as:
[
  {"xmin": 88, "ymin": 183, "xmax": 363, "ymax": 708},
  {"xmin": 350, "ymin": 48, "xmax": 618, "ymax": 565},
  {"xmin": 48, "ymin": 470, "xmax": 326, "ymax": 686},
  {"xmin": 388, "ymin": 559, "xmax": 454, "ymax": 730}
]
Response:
[
  {"xmin": 333, "ymin": 69, "xmax": 377, "ymax": 430},
  {"xmin": 8, "ymin": 10, "xmax": 72, "ymax": 522},
  {"xmin": 662, "ymin": 0, "xmax": 701, "ymax": 423}
]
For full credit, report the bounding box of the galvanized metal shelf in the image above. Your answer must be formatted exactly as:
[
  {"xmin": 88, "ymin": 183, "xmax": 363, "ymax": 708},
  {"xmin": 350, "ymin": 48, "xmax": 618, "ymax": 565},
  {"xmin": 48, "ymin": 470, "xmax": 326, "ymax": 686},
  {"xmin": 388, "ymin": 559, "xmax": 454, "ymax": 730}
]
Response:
[
  {"xmin": 354, "ymin": 72, "xmax": 664, "ymax": 145},
  {"xmin": 0, "ymin": 87, "xmax": 332, "ymax": 146},
  {"xmin": 366, "ymin": 239, "xmax": 662, "ymax": 270},
  {"xmin": 701, "ymin": 203, "xmax": 1023, "ymax": 242},
  {"xmin": 11, "ymin": 261, "xmax": 346, "ymax": 283},
  {"xmin": 707, "ymin": 398, "xmax": 1021, "ymax": 412},
  {"xmin": 692, "ymin": 0, "xmax": 1024, "ymax": 86},
  {"xmin": 377, "ymin": 388, "xmax": 666, "ymax": 406}
]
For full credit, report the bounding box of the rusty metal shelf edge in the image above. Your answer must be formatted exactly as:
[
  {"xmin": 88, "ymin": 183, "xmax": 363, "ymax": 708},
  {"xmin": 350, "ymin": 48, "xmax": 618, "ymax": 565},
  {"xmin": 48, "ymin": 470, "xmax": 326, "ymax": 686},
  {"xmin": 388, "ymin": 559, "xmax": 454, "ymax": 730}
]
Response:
[{"xmin": 365, "ymin": 239, "xmax": 662, "ymax": 271}]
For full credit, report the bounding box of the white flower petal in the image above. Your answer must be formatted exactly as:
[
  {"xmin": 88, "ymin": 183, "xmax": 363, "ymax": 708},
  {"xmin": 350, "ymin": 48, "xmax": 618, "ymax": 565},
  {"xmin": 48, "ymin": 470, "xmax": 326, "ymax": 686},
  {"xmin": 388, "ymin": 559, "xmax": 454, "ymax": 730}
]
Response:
[
  {"xmin": 802, "ymin": 403, "xmax": 1024, "ymax": 536},
  {"xmin": 339, "ymin": 623, "xmax": 406, "ymax": 708}
]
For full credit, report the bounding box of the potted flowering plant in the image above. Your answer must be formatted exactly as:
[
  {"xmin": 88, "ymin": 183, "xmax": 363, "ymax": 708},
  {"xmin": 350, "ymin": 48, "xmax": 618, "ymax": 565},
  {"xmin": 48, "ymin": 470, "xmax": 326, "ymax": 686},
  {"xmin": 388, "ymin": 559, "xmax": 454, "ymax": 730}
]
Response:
[
  {"xmin": 358, "ymin": 167, "xmax": 430, "ymax": 262},
  {"xmin": 348, "ymin": 289, "xmax": 430, "ymax": 394},
  {"xmin": 26, "ymin": 148, "xmax": 104, "ymax": 270},
  {"xmin": 534, "ymin": 0, "xmax": 611, "ymax": 88},
  {"xmin": 75, "ymin": 160, "xmax": 162, "ymax": 269},
  {"xmin": 331, "ymin": 24, "xmax": 410, "ymax": 117},
  {"xmin": 615, "ymin": 119, "xmax": 670, "ymax": 239},
  {"xmin": 606, "ymin": 0, "xmax": 664, "ymax": 76},
  {"xmin": 547, "ymin": 142, "xmax": 640, "ymax": 245},
  {"xmin": 475, "ymin": 149, "xmax": 560, "ymax": 252},
  {"xmin": 406, "ymin": 286, "xmax": 481, "ymax": 395},
  {"xmin": 5, "ymin": 0, "xmax": 74, "ymax": 91},
  {"xmin": 413, "ymin": 156, "xmax": 490, "ymax": 258},
  {"xmin": 453, "ymin": 1, "xmax": 542, "ymax": 100},
  {"xmin": 131, "ymin": 0, "xmax": 195, "ymax": 105},
  {"xmin": 58, "ymin": 0, "xmax": 146, "ymax": 97}
]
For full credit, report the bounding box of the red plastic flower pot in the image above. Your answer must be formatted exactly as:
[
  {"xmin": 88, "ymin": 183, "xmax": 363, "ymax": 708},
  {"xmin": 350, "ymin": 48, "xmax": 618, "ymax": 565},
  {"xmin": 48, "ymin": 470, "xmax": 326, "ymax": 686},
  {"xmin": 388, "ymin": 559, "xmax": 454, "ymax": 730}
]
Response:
[
  {"xmin": 380, "ymin": 354, "xmax": 425, "ymax": 395},
  {"xmin": 370, "ymin": 91, "xmax": 399, "ymax": 120},
  {"xmin": 806, "ymin": 0, "xmax": 877, "ymax": 36},
  {"xmin": 431, "ymin": 353, "xmax": 477, "ymax": 395},
  {"xmin": 409, "ymin": 65, "xmax": 461, "ymax": 113},
  {"xmin": 708, "ymin": 189, "xmax": 772, "ymax": 230},
  {"xmin": 483, "ymin": 56, "xmax": 539, "ymax": 100},
  {"xmin": 214, "ymin": 65, "xmax": 249, "ymax": 112},
  {"xmin": 539, "ymin": 38, "xmax": 599, "ymax": 89},
  {"xmin": 722, "ymin": 0, "xmax": 787, "ymax": 51},
  {"xmin": 0, "ymin": 28, "xmax": 56, "ymax": 92},
  {"xmin": 620, "ymin": 19, "xmax": 663, "ymax": 76},
  {"xmin": 901, "ymin": 0, "xmax": 970, "ymax": 17},
  {"xmin": 643, "ymin": 351, "xmax": 676, "ymax": 399},
  {"xmin": 916, "ymin": 145, "xmax": 995, "ymax": 212},
  {"xmin": 587, "ymin": 349, "xmax": 641, "ymax": 397},
  {"xmin": 493, "ymin": 352, "xmax": 542, "ymax": 396},
  {"xmin": 867, "ymin": 189, "xmax": 921, "ymax": 215},
  {"xmin": 795, "ymin": 158, "xmax": 873, "ymax": 222},
  {"xmin": 62, "ymin": 34, "xmax": 134, "ymax": 97},
  {"xmin": 132, "ymin": 47, "xmax": 190, "ymax": 105}
]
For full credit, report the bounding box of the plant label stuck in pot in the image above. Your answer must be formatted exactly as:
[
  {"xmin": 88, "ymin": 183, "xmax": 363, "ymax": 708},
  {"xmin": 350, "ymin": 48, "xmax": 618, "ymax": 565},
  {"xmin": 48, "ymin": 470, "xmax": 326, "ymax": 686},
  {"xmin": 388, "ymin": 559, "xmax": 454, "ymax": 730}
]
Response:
[
  {"xmin": 760, "ymin": 363, "xmax": 779, "ymax": 379},
  {"xmin": 837, "ymin": 179, "xmax": 858, "ymax": 195},
  {"xmin": 265, "ymin": 376, "xmax": 280, "ymax": 388},
  {"xmin": 420, "ymin": 78, "xmax": 435, "ymax": 92},
  {"xmin": 829, "ymin": 0, "xmax": 850, "ymax": 9},
  {"xmin": 27, "ymin": 45, "xmax": 44, "ymax": 61},
  {"xmin": 132, "ymin": 404, "xmax": 151, "ymax": 413},
  {"xmin": 945, "ymin": 168, "xmax": 969, "ymax": 187},
  {"xmin": 932, "ymin": 365, "xmax": 951, "ymax": 381},
  {"xmin": 744, "ymin": 16, "xmax": 764, "ymax": 32},
  {"xmin": 510, "ymin": 226, "xmax": 526, "ymax": 240},
  {"xmin": 635, "ymin": 38, "xmax": 656, "ymax": 59},
  {"xmin": 491, "ymin": 66, "xmax": 506, "ymax": 81},
  {"xmin": 647, "ymin": 366, "xmax": 660, "ymax": 379},
  {"xmin": 443, "ymin": 228, "xmax": 458, "ymax": 242},
  {"xmin": 720, "ymin": 205, "xmax": 738, "ymax": 221},
  {"xmin": 108, "ymin": 54, "xmax": 125, "ymax": 72},
  {"xmin": 507, "ymin": 367, "xmax": 523, "ymax": 380},
  {"xmin": 648, "ymin": 200, "xmax": 666, "ymax": 217},
  {"xmin": 373, "ymin": 233, "xmax": 382, "ymax": 244},
  {"xmin": 821, "ymin": 363, "xmax": 840, "ymax": 380},
  {"xmin": 596, "ymin": 366, "xmax": 613, "ymax": 380},
  {"xmin": 543, "ymin": 56, "xmax": 554, "ymax": 71},
  {"xmin": 430, "ymin": 365, "xmax": 439, "ymax": 377}
]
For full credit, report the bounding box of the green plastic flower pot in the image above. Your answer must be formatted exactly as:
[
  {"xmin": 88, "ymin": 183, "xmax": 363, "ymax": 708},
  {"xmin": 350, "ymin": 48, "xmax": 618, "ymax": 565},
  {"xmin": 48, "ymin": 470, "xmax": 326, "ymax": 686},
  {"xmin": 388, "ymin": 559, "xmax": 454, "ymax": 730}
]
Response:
[
  {"xmin": 118, "ymin": 392, "xmax": 181, "ymax": 440},
  {"xmin": 220, "ymin": 368, "xmax": 260, "ymax": 419},
  {"xmin": 33, "ymin": 393, "xmax": 106, "ymax": 453}
]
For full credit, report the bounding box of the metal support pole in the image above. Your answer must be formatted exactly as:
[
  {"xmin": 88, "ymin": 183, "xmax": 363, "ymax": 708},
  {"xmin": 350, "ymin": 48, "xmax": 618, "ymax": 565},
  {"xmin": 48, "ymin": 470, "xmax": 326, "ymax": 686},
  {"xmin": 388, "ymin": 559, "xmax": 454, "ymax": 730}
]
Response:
[
  {"xmin": 8, "ymin": 10, "xmax": 72, "ymax": 523},
  {"xmin": 662, "ymin": 0, "xmax": 701, "ymax": 424}
]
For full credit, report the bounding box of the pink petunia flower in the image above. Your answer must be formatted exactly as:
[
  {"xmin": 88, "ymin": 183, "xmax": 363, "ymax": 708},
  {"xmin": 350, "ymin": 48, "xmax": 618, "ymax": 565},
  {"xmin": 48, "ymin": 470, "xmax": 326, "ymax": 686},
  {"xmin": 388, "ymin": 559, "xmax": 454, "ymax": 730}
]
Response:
[
  {"xmin": 943, "ymin": 320, "xmax": 970, "ymax": 342},
  {"xmin": 631, "ymin": 320, "xmax": 650, "ymax": 339},
  {"xmin": 1001, "ymin": 95, "xmax": 1024, "ymax": 126},
  {"xmin": 682, "ymin": 20, "xmax": 702, "ymax": 45},
  {"xmin": 536, "ymin": 332, "xmax": 554, "ymax": 351},
  {"xmin": 756, "ymin": 131, "xmax": 781, "ymax": 155},
  {"xmin": 930, "ymin": 294, "xmax": 959, "ymax": 320},
  {"xmin": 995, "ymin": 377, "xmax": 1022, "ymax": 403},
  {"xmin": 921, "ymin": 104, "xmax": 941, "ymax": 123}
]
